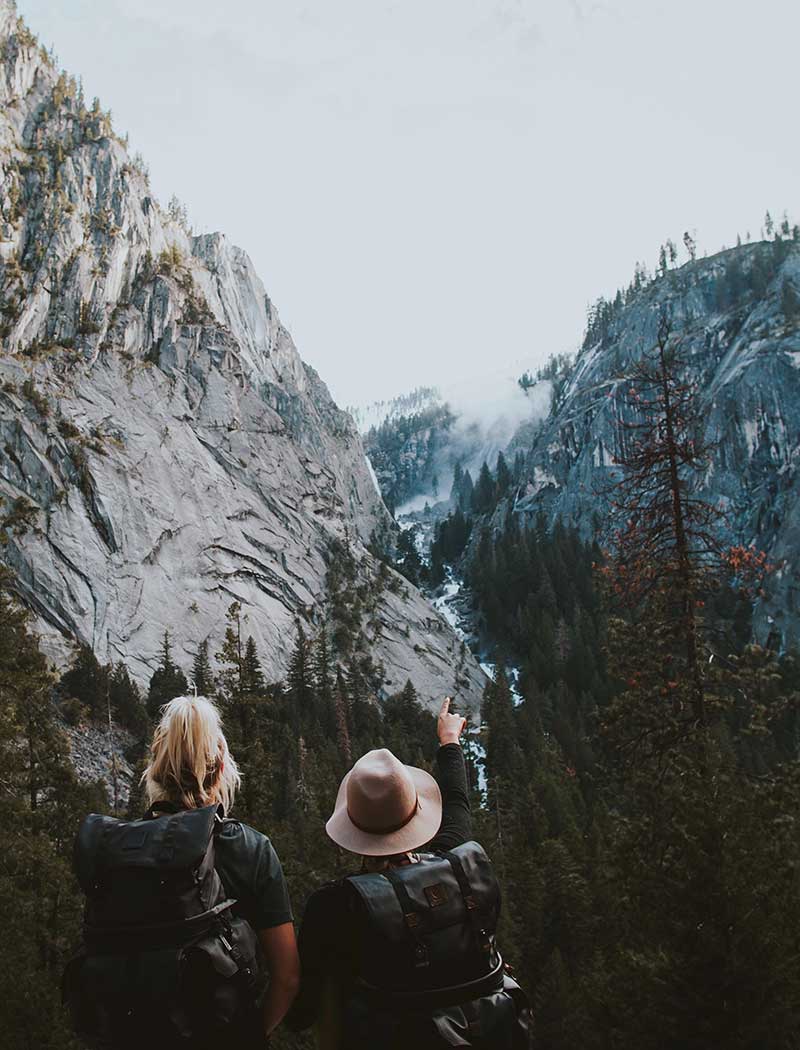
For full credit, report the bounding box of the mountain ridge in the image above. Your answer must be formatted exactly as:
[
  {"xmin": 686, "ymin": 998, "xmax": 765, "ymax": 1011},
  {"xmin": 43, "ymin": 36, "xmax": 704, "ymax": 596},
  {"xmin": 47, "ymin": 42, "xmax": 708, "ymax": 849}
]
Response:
[
  {"xmin": 508, "ymin": 237, "xmax": 800, "ymax": 649},
  {"xmin": 0, "ymin": 0, "xmax": 488, "ymax": 708}
]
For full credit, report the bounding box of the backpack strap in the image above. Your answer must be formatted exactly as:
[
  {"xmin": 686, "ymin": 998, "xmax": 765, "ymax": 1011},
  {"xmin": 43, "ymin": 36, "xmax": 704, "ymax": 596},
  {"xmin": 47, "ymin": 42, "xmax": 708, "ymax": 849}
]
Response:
[
  {"xmin": 383, "ymin": 867, "xmax": 431, "ymax": 969},
  {"xmin": 443, "ymin": 850, "xmax": 493, "ymax": 957},
  {"xmin": 218, "ymin": 918, "xmax": 257, "ymax": 990}
]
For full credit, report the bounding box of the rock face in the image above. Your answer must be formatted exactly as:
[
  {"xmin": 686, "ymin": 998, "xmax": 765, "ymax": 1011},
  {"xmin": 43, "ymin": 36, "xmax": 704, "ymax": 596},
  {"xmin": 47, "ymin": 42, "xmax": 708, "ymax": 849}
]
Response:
[
  {"xmin": 65, "ymin": 717, "xmax": 135, "ymax": 809},
  {"xmin": 0, "ymin": 1, "xmax": 487, "ymax": 710},
  {"xmin": 511, "ymin": 239, "xmax": 800, "ymax": 650}
]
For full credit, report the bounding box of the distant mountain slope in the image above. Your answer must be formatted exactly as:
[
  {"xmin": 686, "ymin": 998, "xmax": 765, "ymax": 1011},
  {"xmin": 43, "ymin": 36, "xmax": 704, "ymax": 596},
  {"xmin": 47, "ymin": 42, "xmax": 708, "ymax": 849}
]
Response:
[
  {"xmin": 359, "ymin": 368, "xmax": 550, "ymax": 513},
  {"xmin": 511, "ymin": 238, "xmax": 800, "ymax": 649},
  {"xmin": 0, "ymin": 1, "xmax": 487, "ymax": 709},
  {"xmin": 346, "ymin": 386, "xmax": 442, "ymax": 433}
]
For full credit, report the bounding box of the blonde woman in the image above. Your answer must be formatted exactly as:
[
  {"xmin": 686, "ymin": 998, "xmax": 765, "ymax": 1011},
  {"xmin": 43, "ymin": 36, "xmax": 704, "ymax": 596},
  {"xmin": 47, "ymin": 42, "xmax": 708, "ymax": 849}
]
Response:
[{"xmin": 68, "ymin": 695, "xmax": 299, "ymax": 1049}]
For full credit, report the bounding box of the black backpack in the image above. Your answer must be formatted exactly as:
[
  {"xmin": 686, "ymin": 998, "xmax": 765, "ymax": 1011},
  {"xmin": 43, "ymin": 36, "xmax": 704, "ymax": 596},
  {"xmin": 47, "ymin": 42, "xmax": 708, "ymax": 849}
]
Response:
[
  {"xmin": 63, "ymin": 804, "xmax": 263, "ymax": 1050},
  {"xmin": 342, "ymin": 840, "xmax": 532, "ymax": 1048}
]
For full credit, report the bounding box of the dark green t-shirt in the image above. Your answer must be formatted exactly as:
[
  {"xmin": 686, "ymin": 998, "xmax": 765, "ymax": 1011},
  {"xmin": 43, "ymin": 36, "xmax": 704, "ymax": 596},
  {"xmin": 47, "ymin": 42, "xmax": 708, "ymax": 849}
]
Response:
[{"xmin": 214, "ymin": 818, "xmax": 293, "ymax": 930}]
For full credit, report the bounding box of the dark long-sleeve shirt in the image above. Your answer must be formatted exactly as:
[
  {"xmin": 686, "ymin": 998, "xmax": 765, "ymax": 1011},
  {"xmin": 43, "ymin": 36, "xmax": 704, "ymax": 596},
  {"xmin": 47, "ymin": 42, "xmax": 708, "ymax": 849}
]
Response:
[{"xmin": 287, "ymin": 743, "xmax": 471, "ymax": 1032}]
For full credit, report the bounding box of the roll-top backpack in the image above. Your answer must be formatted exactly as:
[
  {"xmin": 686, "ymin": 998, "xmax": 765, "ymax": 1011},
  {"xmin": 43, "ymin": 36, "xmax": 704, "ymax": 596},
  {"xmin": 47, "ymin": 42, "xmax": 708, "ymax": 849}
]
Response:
[
  {"xmin": 342, "ymin": 840, "xmax": 531, "ymax": 1048},
  {"xmin": 63, "ymin": 804, "xmax": 263, "ymax": 1050}
]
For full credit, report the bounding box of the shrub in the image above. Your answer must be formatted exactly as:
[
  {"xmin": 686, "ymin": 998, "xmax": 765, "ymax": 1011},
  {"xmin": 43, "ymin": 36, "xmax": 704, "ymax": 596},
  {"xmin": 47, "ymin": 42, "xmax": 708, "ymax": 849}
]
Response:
[
  {"xmin": 21, "ymin": 378, "xmax": 49, "ymax": 416},
  {"xmin": 57, "ymin": 418, "xmax": 80, "ymax": 439},
  {"xmin": 157, "ymin": 244, "xmax": 184, "ymax": 276}
]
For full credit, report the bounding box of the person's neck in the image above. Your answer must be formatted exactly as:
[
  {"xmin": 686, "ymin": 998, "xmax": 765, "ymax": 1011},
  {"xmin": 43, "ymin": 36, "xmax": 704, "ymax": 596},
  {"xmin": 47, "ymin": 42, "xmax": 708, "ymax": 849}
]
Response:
[{"xmin": 360, "ymin": 852, "xmax": 416, "ymax": 873}]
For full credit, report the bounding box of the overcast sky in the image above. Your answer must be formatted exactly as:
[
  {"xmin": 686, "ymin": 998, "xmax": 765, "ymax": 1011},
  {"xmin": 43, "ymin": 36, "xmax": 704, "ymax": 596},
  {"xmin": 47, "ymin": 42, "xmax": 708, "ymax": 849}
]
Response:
[{"xmin": 16, "ymin": 0, "xmax": 800, "ymax": 406}]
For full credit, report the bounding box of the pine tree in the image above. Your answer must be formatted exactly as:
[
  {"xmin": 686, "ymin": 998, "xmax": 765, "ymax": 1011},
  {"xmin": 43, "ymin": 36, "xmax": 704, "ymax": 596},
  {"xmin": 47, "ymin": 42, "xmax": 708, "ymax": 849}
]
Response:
[
  {"xmin": 60, "ymin": 644, "xmax": 107, "ymax": 720},
  {"xmin": 311, "ymin": 625, "xmax": 336, "ymax": 738},
  {"xmin": 460, "ymin": 469, "xmax": 474, "ymax": 512},
  {"xmin": 334, "ymin": 667, "xmax": 353, "ymax": 767},
  {"xmin": 450, "ymin": 461, "xmax": 463, "ymax": 505},
  {"xmin": 191, "ymin": 638, "xmax": 215, "ymax": 695},
  {"xmin": 286, "ymin": 622, "xmax": 314, "ymax": 729},
  {"xmin": 495, "ymin": 451, "xmax": 511, "ymax": 496},
  {"xmin": 242, "ymin": 635, "xmax": 265, "ymax": 696},
  {"xmin": 0, "ymin": 573, "xmax": 106, "ymax": 1048},
  {"xmin": 474, "ymin": 461, "xmax": 495, "ymax": 514},
  {"xmin": 215, "ymin": 610, "xmax": 268, "ymax": 821},
  {"xmin": 216, "ymin": 603, "xmax": 245, "ymax": 700},
  {"xmin": 147, "ymin": 631, "xmax": 188, "ymax": 717},
  {"xmin": 604, "ymin": 312, "xmax": 717, "ymax": 729},
  {"xmin": 108, "ymin": 662, "xmax": 147, "ymax": 736},
  {"xmin": 593, "ymin": 315, "xmax": 800, "ymax": 1046}
]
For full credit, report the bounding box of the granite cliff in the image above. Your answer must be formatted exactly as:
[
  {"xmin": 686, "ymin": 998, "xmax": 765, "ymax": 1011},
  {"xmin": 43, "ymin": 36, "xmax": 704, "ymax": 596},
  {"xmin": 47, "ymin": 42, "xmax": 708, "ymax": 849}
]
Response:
[
  {"xmin": 511, "ymin": 238, "xmax": 800, "ymax": 649},
  {"xmin": 0, "ymin": 1, "xmax": 486, "ymax": 708}
]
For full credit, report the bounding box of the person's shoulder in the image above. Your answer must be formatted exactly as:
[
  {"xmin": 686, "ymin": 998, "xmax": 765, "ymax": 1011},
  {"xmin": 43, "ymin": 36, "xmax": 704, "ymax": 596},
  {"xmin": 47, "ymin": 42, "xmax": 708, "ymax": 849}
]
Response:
[{"xmin": 216, "ymin": 818, "xmax": 275, "ymax": 856}]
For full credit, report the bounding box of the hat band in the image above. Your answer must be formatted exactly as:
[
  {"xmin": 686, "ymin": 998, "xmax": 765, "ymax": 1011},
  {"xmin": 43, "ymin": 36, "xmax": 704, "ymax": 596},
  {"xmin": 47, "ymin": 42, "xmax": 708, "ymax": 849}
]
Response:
[{"xmin": 348, "ymin": 797, "xmax": 420, "ymax": 836}]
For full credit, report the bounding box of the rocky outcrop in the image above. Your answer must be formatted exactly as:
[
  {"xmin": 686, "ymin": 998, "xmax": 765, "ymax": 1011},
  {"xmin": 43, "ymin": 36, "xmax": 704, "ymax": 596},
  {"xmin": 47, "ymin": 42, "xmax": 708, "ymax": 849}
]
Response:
[
  {"xmin": 511, "ymin": 240, "xmax": 800, "ymax": 650},
  {"xmin": 65, "ymin": 717, "xmax": 135, "ymax": 809},
  {"xmin": 0, "ymin": 1, "xmax": 487, "ymax": 710}
]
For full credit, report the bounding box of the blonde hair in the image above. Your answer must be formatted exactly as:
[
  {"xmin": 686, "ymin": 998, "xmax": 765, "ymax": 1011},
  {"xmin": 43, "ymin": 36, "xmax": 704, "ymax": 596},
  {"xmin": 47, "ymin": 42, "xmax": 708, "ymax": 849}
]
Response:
[{"xmin": 143, "ymin": 695, "xmax": 241, "ymax": 814}]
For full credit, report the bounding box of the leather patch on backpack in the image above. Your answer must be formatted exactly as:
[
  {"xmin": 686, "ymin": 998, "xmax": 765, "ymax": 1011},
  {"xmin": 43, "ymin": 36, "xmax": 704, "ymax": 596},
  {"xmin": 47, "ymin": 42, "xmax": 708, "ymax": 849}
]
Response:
[
  {"xmin": 424, "ymin": 882, "xmax": 449, "ymax": 908},
  {"xmin": 122, "ymin": 828, "xmax": 148, "ymax": 850}
]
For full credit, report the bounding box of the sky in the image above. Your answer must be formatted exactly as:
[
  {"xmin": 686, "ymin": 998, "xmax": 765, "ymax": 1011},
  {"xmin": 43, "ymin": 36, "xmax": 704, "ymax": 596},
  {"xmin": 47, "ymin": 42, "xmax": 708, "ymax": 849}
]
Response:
[{"xmin": 15, "ymin": 0, "xmax": 800, "ymax": 407}]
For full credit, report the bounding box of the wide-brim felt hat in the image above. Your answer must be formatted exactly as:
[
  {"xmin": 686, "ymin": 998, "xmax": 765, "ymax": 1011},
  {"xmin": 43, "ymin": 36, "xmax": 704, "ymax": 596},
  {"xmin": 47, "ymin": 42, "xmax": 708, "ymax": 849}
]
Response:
[{"xmin": 326, "ymin": 748, "xmax": 442, "ymax": 857}]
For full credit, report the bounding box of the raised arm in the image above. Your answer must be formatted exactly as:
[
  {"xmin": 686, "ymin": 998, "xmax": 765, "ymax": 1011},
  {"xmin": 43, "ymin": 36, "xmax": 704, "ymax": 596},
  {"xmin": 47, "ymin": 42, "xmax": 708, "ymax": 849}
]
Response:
[{"xmin": 426, "ymin": 697, "xmax": 472, "ymax": 852}]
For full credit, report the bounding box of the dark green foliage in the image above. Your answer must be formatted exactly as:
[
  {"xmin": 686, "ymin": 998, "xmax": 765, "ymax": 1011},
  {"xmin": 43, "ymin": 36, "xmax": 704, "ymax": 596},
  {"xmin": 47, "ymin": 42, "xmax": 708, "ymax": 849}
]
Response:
[
  {"xmin": 60, "ymin": 644, "xmax": 107, "ymax": 720},
  {"xmin": 0, "ymin": 494, "xmax": 39, "ymax": 536},
  {"xmin": 191, "ymin": 638, "xmax": 214, "ymax": 695},
  {"xmin": 0, "ymin": 574, "xmax": 106, "ymax": 1050},
  {"xmin": 286, "ymin": 623, "xmax": 313, "ymax": 716},
  {"xmin": 395, "ymin": 525, "xmax": 426, "ymax": 586},
  {"xmin": 59, "ymin": 646, "xmax": 146, "ymax": 735},
  {"xmin": 20, "ymin": 377, "xmax": 49, "ymax": 416},
  {"xmin": 495, "ymin": 451, "xmax": 511, "ymax": 496},
  {"xmin": 146, "ymin": 630, "xmax": 188, "ymax": 717},
  {"xmin": 108, "ymin": 662, "xmax": 147, "ymax": 736},
  {"xmin": 381, "ymin": 680, "xmax": 437, "ymax": 767},
  {"xmin": 472, "ymin": 461, "xmax": 496, "ymax": 514},
  {"xmin": 444, "ymin": 464, "xmax": 476, "ymax": 516},
  {"xmin": 429, "ymin": 507, "xmax": 472, "ymax": 584}
]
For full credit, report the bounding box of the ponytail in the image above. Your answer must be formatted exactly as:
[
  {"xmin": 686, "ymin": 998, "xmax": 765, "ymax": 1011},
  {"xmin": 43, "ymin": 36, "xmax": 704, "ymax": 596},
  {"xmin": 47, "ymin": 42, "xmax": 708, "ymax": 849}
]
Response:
[{"xmin": 143, "ymin": 695, "xmax": 241, "ymax": 814}]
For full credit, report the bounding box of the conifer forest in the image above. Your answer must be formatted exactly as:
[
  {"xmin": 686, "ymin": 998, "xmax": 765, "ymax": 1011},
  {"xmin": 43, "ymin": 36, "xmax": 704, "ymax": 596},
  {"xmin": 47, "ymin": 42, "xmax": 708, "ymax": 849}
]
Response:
[{"xmin": 4, "ymin": 314, "xmax": 800, "ymax": 1047}]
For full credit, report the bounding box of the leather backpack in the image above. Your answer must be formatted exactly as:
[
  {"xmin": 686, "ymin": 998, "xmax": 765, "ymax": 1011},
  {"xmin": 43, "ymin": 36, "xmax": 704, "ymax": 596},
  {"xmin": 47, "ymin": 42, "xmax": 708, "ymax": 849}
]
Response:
[
  {"xmin": 63, "ymin": 804, "xmax": 263, "ymax": 1049},
  {"xmin": 342, "ymin": 840, "xmax": 532, "ymax": 1048}
]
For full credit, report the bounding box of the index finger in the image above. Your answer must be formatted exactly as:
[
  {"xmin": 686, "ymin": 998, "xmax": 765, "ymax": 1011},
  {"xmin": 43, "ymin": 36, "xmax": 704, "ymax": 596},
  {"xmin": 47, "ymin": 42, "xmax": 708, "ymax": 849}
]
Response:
[{"xmin": 439, "ymin": 696, "xmax": 452, "ymax": 717}]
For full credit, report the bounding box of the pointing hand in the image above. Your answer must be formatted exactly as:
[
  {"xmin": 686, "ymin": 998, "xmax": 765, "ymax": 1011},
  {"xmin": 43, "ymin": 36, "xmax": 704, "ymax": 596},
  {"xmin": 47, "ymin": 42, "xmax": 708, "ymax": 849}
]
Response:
[{"xmin": 438, "ymin": 696, "xmax": 466, "ymax": 747}]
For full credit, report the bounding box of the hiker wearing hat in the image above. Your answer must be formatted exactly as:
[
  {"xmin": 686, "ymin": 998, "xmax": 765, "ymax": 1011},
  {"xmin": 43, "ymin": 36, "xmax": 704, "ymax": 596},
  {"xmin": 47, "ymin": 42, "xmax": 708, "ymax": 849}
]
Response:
[{"xmin": 287, "ymin": 697, "xmax": 531, "ymax": 1049}]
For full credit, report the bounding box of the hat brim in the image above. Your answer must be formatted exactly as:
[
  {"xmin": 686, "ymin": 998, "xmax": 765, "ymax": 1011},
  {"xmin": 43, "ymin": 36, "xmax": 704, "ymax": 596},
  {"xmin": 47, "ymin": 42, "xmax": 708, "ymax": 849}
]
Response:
[{"xmin": 325, "ymin": 764, "xmax": 443, "ymax": 857}]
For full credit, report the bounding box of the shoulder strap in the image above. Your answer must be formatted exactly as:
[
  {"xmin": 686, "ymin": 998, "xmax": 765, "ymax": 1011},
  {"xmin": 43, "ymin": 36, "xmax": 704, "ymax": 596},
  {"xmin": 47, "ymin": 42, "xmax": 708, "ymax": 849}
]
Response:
[
  {"xmin": 383, "ymin": 867, "xmax": 430, "ymax": 969},
  {"xmin": 443, "ymin": 850, "xmax": 492, "ymax": 957}
]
